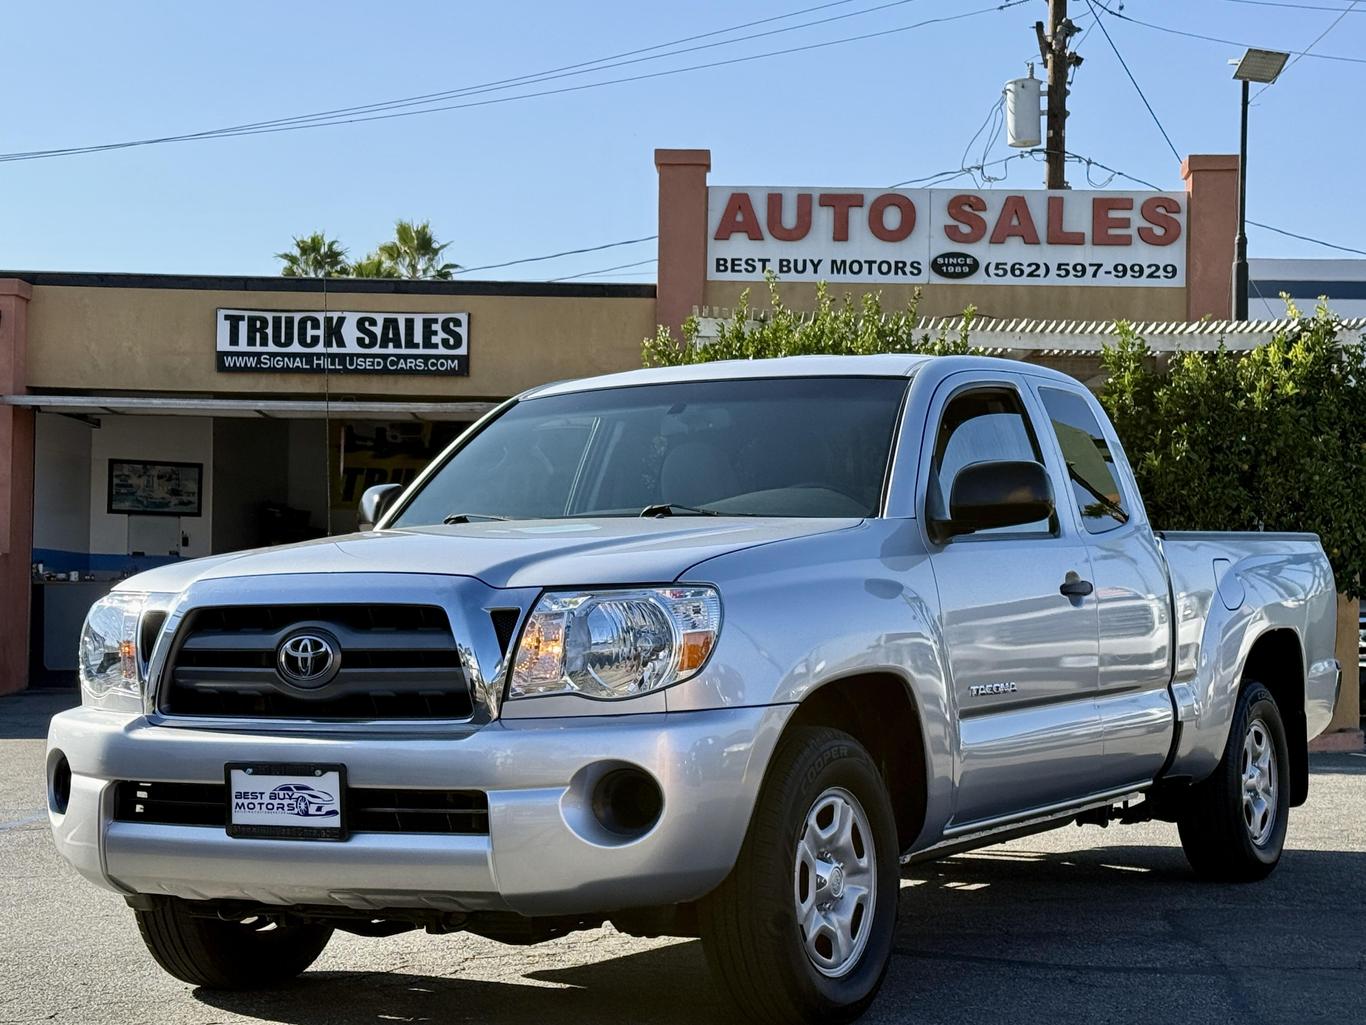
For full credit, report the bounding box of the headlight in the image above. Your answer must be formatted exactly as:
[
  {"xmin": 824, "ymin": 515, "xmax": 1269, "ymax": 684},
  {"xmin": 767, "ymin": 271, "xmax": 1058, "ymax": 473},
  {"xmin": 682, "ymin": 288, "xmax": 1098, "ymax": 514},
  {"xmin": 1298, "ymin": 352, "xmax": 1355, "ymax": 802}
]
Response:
[
  {"xmin": 79, "ymin": 592, "xmax": 150, "ymax": 711},
  {"xmin": 510, "ymin": 587, "xmax": 721, "ymax": 700}
]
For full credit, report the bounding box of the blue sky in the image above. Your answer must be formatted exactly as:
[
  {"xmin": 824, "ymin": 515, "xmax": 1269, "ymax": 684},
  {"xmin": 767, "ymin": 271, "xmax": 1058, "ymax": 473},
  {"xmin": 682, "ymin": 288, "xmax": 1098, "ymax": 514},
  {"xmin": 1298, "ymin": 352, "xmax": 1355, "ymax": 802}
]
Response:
[{"xmin": 2, "ymin": 0, "xmax": 1362, "ymax": 280}]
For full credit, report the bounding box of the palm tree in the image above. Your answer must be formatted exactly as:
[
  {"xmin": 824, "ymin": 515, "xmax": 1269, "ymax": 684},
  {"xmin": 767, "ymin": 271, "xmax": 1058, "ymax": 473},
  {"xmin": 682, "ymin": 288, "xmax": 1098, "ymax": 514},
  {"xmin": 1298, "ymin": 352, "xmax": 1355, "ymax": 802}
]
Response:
[
  {"xmin": 347, "ymin": 252, "xmax": 400, "ymax": 278},
  {"xmin": 375, "ymin": 219, "xmax": 459, "ymax": 279},
  {"xmin": 276, "ymin": 232, "xmax": 349, "ymax": 277}
]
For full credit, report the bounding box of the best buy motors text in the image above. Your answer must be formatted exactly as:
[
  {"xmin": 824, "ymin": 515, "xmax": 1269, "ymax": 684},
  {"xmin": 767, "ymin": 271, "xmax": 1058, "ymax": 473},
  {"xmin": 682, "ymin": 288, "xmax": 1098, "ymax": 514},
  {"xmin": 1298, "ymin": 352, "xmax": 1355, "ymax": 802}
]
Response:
[{"xmin": 706, "ymin": 187, "xmax": 1187, "ymax": 286}]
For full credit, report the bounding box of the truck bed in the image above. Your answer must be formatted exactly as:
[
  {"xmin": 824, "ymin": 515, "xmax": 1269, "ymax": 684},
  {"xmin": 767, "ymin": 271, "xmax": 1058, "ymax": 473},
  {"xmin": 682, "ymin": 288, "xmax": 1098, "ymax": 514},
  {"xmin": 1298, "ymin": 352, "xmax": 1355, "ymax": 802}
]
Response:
[{"xmin": 1156, "ymin": 530, "xmax": 1338, "ymax": 777}]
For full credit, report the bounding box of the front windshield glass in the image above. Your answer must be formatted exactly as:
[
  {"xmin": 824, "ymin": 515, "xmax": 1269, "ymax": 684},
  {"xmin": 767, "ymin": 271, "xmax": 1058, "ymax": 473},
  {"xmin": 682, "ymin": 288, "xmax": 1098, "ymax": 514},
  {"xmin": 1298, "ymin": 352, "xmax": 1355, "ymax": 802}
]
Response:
[{"xmin": 393, "ymin": 376, "xmax": 908, "ymax": 524}]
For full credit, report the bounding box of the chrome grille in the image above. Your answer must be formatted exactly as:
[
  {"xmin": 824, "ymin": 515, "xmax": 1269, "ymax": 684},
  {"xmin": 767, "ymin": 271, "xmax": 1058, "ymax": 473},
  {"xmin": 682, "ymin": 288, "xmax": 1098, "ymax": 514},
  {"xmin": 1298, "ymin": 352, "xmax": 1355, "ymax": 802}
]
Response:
[{"xmin": 160, "ymin": 604, "xmax": 472, "ymax": 720}]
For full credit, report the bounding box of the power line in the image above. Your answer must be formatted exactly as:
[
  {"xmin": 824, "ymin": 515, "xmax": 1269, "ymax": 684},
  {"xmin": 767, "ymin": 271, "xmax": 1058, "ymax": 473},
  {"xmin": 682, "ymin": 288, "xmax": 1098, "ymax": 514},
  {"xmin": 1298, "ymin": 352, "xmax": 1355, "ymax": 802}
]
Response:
[
  {"xmin": 1084, "ymin": 0, "xmax": 1182, "ymax": 164},
  {"xmin": 889, "ymin": 149, "xmax": 1042, "ymax": 188},
  {"xmin": 1252, "ymin": 0, "xmax": 1360, "ymax": 99},
  {"xmin": 563, "ymin": 270, "xmax": 659, "ymax": 280},
  {"xmin": 1061, "ymin": 150, "xmax": 1366, "ymax": 255},
  {"xmin": 958, "ymin": 95, "xmax": 1006, "ymax": 186},
  {"xmin": 147, "ymin": 0, "xmax": 1027, "ymax": 139},
  {"xmin": 1089, "ymin": 1, "xmax": 1366, "ymax": 63},
  {"xmin": 0, "ymin": 0, "xmax": 874, "ymax": 161},
  {"xmin": 1062, "ymin": 152, "xmax": 1160, "ymax": 188},
  {"xmin": 454, "ymin": 235, "xmax": 658, "ymax": 276},
  {"xmin": 0, "ymin": 0, "xmax": 1034, "ymax": 164},
  {"xmin": 893, "ymin": 145, "xmax": 1366, "ymax": 257},
  {"xmin": 1244, "ymin": 220, "xmax": 1366, "ymax": 256},
  {"xmin": 1217, "ymin": 0, "xmax": 1363, "ymax": 12},
  {"xmin": 550, "ymin": 258, "xmax": 659, "ymax": 282},
  {"xmin": 1068, "ymin": 12, "xmax": 1098, "ymax": 84}
]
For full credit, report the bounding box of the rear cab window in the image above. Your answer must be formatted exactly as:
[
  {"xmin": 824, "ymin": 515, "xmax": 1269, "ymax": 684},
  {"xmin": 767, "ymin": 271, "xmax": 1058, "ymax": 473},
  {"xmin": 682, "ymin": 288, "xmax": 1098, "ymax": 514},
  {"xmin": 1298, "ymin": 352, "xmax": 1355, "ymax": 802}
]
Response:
[{"xmin": 1037, "ymin": 386, "xmax": 1130, "ymax": 533}]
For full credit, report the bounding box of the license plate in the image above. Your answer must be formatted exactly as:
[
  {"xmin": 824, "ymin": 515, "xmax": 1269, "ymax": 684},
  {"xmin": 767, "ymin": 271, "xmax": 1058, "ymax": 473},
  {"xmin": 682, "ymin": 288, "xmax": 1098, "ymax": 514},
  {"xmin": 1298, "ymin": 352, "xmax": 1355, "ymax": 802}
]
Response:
[{"xmin": 225, "ymin": 763, "xmax": 347, "ymax": 841}]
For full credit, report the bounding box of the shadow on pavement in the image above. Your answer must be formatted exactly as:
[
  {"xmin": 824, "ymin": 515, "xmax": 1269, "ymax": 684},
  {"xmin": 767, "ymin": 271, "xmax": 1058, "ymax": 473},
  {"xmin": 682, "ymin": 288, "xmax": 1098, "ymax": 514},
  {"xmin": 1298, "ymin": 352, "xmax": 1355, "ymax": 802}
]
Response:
[
  {"xmin": 0, "ymin": 692, "xmax": 77, "ymax": 740},
  {"xmin": 197, "ymin": 940, "xmax": 724, "ymax": 1025},
  {"xmin": 1309, "ymin": 752, "xmax": 1366, "ymax": 776},
  {"xmin": 194, "ymin": 842, "xmax": 1366, "ymax": 1025}
]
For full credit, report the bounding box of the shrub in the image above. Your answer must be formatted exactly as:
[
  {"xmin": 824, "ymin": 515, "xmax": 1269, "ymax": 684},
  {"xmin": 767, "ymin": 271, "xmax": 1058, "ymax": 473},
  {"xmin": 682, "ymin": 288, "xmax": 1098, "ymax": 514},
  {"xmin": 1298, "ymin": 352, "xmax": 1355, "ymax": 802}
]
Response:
[
  {"xmin": 1101, "ymin": 303, "xmax": 1366, "ymax": 598},
  {"xmin": 643, "ymin": 276, "xmax": 976, "ymax": 366}
]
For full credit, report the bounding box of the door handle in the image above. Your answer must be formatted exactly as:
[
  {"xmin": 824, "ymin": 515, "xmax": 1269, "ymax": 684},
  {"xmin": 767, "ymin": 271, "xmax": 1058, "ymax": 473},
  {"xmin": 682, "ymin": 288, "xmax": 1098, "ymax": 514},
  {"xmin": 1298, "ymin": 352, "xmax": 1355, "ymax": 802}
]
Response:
[{"xmin": 1059, "ymin": 574, "xmax": 1094, "ymax": 598}]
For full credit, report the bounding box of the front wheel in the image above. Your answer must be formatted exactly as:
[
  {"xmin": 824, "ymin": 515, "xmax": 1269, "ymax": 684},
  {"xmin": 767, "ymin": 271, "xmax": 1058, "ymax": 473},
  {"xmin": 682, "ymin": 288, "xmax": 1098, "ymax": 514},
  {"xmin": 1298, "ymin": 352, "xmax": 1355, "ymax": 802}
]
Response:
[
  {"xmin": 135, "ymin": 899, "xmax": 333, "ymax": 989},
  {"xmin": 1177, "ymin": 680, "xmax": 1290, "ymax": 882},
  {"xmin": 699, "ymin": 726, "xmax": 900, "ymax": 1024}
]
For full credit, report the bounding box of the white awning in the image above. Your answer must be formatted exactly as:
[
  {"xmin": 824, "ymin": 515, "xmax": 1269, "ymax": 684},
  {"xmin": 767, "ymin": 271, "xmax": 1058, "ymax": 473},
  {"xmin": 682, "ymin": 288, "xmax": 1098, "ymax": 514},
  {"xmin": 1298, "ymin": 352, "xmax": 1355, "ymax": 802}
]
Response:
[
  {"xmin": 2, "ymin": 394, "xmax": 497, "ymax": 420},
  {"xmin": 691, "ymin": 310, "xmax": 1366, "ymax": 354}
]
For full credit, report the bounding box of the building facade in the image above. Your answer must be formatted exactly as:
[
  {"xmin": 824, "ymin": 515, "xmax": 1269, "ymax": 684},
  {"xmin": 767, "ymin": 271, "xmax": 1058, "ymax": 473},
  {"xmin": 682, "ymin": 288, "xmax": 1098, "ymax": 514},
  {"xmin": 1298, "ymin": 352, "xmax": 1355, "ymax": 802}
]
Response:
[
  {"xmin": 1, "ymin": 147, "xmax": 1357, "ymax": 743},
  {"xmin": 0, "ymin": 276, "xmax": 654, "ymax": 691}
]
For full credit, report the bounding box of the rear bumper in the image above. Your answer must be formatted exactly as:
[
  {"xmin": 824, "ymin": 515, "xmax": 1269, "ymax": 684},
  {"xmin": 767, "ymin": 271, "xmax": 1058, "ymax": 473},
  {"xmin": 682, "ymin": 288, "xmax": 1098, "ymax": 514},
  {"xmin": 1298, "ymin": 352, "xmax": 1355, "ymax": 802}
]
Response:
[{"xmin": 47, "ymin": 703, "xmax": 791, "ymax": 916}]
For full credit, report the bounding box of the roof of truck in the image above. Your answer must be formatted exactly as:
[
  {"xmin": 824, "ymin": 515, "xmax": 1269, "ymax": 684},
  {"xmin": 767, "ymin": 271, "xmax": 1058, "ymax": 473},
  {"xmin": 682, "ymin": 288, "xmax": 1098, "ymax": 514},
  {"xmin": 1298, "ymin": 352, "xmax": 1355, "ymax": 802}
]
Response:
[{"xmin": 525, "ymin": 353, "xmax": 1082, "ymax": 398}]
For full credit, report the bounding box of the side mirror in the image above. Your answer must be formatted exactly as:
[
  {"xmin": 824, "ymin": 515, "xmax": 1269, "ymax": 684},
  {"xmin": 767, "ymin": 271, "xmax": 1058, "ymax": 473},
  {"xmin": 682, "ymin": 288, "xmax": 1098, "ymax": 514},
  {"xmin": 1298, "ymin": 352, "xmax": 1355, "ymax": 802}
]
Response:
[
  {"xmin": 358, "ymin": 483, "xmax": 403, "ymax": 531},
  {"xmin": 933, "ymin": 460, "xmax": 1053, "ymax": 540}
]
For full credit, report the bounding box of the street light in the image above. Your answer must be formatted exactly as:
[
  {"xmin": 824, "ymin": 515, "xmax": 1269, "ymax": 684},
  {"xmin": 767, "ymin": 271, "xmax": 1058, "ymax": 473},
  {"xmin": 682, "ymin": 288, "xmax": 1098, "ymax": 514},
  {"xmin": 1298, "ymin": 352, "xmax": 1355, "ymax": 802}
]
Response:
[{"xmin": 1231, "ymin": 48, "xmax": 1290, "ymax": 320}]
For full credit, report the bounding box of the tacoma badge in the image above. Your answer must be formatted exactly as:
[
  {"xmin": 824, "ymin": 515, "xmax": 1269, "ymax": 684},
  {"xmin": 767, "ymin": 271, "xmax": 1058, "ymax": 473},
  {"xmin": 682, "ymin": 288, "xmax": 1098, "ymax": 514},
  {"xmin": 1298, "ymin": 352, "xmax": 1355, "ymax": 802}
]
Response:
[{"xmin": 969, "ymin": 682, "xmax": 1019, "ymax": 697}]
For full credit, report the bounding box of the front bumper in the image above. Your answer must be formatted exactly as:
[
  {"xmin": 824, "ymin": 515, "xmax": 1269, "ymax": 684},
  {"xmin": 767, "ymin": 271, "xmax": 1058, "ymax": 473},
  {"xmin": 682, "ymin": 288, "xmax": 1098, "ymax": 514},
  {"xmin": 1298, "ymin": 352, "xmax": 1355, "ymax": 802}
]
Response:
[{"xmin": 47, "ymin": 704, "xmax": 791, "ymax": 917}]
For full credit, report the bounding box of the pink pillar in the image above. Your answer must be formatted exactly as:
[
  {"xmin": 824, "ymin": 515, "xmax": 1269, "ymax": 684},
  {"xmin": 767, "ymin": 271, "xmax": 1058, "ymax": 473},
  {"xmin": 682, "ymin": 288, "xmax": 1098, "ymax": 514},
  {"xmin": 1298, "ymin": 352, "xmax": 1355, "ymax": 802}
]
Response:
[
  {"xmin": 1181, "ymin": 155, "xmax": 1240, "ymax": 321},
  {"xmin": 0, "ymin": 278, "xmax": 34, "ymax": 695},
  {"xmin": 655, "ymin": 148, "xmax": 712, "ymax": 340}
]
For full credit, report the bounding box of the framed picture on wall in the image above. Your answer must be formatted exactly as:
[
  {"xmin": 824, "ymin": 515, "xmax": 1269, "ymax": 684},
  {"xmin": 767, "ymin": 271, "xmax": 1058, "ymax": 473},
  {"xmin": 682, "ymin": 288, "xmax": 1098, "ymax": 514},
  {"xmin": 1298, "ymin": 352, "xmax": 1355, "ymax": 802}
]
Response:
[{"xmin": 107, "ymin": 459, "xmax": 203, "ymax": 517}]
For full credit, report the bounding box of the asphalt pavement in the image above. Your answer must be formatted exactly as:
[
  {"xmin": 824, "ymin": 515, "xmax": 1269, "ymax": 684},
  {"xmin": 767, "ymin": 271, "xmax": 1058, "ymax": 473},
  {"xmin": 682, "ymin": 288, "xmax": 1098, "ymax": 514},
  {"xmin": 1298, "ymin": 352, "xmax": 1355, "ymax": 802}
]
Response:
[{"xmin": 2, "ymin": 690, "xmax": 1363, "ymax": 1025}]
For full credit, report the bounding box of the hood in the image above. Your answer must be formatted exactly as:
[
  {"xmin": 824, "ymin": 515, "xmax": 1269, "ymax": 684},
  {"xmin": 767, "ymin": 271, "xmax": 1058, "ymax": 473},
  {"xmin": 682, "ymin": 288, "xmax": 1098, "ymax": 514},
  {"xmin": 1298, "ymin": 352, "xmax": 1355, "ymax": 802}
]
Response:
[{"xmin": 119, "ymin": 517, "xmax": 861, "ymax": 594}]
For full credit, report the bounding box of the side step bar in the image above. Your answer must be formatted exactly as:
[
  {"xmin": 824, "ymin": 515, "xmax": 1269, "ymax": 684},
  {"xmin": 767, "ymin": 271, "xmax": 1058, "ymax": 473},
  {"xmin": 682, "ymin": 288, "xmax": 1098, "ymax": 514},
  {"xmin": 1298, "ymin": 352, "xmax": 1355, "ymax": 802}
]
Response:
[{"xmin": 902, "ymin": 785, "xmax": 1150, "ymax": 866}]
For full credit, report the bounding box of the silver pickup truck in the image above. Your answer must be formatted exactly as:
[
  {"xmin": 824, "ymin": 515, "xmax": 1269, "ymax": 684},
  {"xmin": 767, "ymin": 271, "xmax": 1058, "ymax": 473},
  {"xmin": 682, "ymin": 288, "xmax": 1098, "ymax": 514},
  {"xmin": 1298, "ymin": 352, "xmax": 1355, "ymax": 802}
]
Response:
[{"xmin": 48, "ymin": 355, "xmax": 1340, "ymax": 1024}]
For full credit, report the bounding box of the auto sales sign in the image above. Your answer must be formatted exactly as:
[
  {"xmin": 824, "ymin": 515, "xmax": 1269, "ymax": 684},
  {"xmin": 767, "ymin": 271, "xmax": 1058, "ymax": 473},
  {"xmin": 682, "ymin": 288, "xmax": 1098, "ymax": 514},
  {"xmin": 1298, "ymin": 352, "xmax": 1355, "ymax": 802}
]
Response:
[
  {"xmin": 216, "ymin": 309, "xmax": 469, "ymax": 376},
  {"xmin": 707, "ymin": 187, "xmax": 1186, "ymax": 286}
]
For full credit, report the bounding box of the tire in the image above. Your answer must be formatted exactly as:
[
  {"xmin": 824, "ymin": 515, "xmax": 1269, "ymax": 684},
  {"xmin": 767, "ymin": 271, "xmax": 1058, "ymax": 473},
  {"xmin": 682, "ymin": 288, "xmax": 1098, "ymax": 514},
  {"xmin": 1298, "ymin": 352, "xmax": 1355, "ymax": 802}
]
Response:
[
  {"xmin": 699, "ymin": 726, "xmax": 900, "ymax": 1025},
  {"xmin": 1177, "ymin": 680, "xmax": 1291, "ymax": 882},
  {"xmin": 135, "ymin": 899, "xmax": 333, "ymax": 989}
]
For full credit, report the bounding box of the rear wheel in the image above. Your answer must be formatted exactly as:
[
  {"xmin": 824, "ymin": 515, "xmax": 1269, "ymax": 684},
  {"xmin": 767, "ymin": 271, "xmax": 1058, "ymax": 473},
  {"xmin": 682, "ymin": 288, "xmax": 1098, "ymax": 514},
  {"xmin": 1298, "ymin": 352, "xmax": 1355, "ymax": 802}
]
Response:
[
  {"xmin": 699, "ymin": 727, "xmax": 899, "ymax": 1024},
  {"xmin": 1177, "ymin": 681, "xmax": 1290, "ymax": 882},
  {"xmin": 135, "ymin": 899, "xmax": 333, "ymax": 989}
]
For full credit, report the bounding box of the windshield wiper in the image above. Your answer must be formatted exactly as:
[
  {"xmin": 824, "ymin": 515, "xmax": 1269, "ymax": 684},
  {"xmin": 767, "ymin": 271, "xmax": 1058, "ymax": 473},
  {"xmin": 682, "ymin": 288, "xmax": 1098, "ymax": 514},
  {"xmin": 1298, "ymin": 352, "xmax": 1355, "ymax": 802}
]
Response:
[
  {"xmin": 639, "ymin": 503, "xmax": 721, "ymax": 518},
  {"xmin": 442, "ymin": 512, "xmax": 510, "ymax": 524}
]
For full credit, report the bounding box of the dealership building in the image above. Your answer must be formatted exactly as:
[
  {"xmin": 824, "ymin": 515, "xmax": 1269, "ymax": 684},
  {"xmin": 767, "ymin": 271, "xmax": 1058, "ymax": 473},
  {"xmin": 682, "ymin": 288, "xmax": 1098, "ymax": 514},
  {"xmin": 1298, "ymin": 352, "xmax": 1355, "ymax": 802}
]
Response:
[{"xmin": 0, "ymin": 147, "xmax": 1360, "ymax": 742}]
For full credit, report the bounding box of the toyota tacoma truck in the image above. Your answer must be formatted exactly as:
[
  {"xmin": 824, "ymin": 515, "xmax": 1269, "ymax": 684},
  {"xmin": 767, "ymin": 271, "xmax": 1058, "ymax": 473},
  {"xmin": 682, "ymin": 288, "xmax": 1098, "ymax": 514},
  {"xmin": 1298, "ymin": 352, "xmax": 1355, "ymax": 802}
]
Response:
[{"xmin": 48, "ymin": 355, "xmax": 1340, "ymax": 1024}]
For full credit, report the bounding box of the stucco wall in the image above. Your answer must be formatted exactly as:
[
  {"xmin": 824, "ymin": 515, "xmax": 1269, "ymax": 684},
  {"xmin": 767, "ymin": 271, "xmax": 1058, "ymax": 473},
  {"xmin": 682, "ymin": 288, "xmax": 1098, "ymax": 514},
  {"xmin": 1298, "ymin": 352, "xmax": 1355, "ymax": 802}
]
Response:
[
  {"xmin": 33, "ymin": 413, "xmax": 92, "ymax": 555},
  {"xmin": 24, "ymin": 283, "xmax": 659, "ymax": 398}
]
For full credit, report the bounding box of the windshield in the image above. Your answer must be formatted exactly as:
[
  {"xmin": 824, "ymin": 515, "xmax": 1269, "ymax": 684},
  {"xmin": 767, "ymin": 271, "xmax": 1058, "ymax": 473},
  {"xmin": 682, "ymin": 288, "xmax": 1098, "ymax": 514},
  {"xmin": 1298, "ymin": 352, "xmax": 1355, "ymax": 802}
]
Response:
[{"xmin": 392, "ymin": 376, "xmax": 908, "ymax": 524}]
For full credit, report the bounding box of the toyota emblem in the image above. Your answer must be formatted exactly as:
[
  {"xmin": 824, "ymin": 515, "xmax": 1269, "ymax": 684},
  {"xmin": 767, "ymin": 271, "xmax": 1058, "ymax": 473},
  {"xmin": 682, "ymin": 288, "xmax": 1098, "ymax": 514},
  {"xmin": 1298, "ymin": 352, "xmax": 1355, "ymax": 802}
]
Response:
[{"xmin": 276, "ymin": 631, "xmax": 340, "ymax": 687}]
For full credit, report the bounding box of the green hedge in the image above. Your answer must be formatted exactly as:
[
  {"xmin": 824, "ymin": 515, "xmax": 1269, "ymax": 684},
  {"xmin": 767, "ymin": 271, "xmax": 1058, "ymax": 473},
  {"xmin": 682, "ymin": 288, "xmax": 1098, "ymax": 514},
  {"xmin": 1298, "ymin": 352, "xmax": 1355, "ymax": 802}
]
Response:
[
  {"xmin": 643, "ymin": 278, "xmax": 975, "ymax": 366},
  {"xmin": 1101, "ymin": 304, "xmax": 1366, "ymax": 598}
]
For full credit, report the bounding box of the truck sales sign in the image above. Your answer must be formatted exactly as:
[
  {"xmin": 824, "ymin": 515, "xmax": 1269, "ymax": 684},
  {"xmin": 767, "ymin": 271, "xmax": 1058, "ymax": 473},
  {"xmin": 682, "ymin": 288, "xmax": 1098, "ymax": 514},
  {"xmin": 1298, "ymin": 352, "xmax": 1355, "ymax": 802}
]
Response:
[
  {"xmin": 215, "ymin": 309, "xmax": 469, "ymax": 376},
  {"xmin": 707, "ymin": 187, "xmax": 1186, "ymax": 287}
]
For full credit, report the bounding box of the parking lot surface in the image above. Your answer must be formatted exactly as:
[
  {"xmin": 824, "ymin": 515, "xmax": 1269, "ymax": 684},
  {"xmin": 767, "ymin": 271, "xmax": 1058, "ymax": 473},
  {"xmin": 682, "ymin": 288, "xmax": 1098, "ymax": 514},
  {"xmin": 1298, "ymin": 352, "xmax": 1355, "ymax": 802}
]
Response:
[{"xmin": 3, "ymin": 691, "xmax": 1363, "ymax": 1025}]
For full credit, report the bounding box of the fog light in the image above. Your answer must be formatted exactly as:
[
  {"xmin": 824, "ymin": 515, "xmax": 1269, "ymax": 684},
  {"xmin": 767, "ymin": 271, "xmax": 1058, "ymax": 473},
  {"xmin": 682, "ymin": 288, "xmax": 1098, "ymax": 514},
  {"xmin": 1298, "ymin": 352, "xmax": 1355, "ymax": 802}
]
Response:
[
  {"xmin": 50, "ymin": 752, "xmax": 71, "ymax": 815},
  {"xmin": 591, "ymin": 768, "xmax": 663, "ymax": 837}
]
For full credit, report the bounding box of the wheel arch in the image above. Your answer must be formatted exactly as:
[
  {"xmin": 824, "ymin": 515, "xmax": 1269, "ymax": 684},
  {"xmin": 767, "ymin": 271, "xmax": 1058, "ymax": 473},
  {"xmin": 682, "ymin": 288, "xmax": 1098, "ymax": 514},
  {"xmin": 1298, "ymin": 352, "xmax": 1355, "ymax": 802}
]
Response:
[
  {"xmin": 782, "ymin": 671, "xmax": 929, "ymax": 852},
  {"xmin": 1241, "ymin": 627, "xmax": 1308, "ymax": 806}
]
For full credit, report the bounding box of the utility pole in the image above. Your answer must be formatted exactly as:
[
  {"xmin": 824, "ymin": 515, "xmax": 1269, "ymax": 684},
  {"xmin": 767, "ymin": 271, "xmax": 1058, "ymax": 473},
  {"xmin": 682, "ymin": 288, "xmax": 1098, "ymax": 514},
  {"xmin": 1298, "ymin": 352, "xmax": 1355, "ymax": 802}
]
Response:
[{"xmin": 1035, "ymin": 0, "xmax": 1082, "ymax": 188}]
